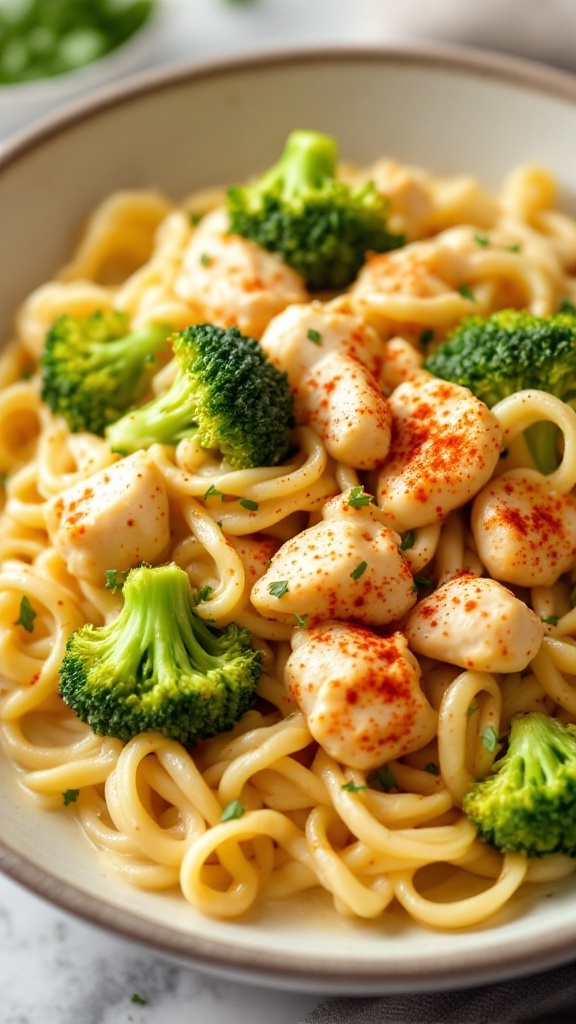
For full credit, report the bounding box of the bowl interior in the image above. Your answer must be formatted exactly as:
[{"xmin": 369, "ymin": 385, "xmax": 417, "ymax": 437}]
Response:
[{"xmin": 2, "ymin": 47, "xmax": 576, "ymax": 992}]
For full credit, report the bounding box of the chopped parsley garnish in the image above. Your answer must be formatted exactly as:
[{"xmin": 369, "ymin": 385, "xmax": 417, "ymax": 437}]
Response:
[
  {"xmin": 424, "ymin": 762, "xmax": 439, "ymax": 775},
  {"xmin": 350, "ymin": 561, "xmax": 368, "ymax": 580},
  {"xmin": 62, "ymin": 789, "xmax": 80, "ymax": 806},
  {"xmin": 294, "ymin": 613, "xmax": 309, "ymax": 628},
  {"xmin": 481, "ymin": 724, "xmax": 499, "ymax": 753},
  {"xmin": 204, "ymin": 483, "xmax": 224, "ymax": 500},
  {"xmin": 307, "ymin": 328, "xmax": 322, "ymax": 345},
  {"xmin": 131, "ymin": 993, "xmax": 149, "ymax": 1005},
  {"xmin": 458, "ymin": 284, "xmax": 477, "ymax": 302},
  {"xmin": 506, "ymin": 243, "xmax": 521, "ymax": 253},
  {"xmin": 240, "ymin": 497, "xmax": 259, "ymax": 511},
  {"xmin": 198, "ymin": 585, "xmax": 213, "ymax": 602},
  {"xmin": 341, "ymin": 781, "xmax": 368, "ymax": 793},
  {"xmin": 412, "ymin": 575, "xmax": 432, "ymax": 593},
  {"xmin": 268, "ymin": 580, "xmax": 289, "ymax": 599},
  {"xmin": 542, "ymin": 615, "xmax": 559, "ymax": 626},
  {"xmin": 467, "ymin": 704, "xmax": 479, "ymax": 717},
  {"xmin": 199, "ymin": 252, "xmax": 212, "ymax": 267},
  {"xmin": 188, "ymin": 211, "xmax": 203, "ymax": 226},
  {"xmin": 399, "ymin": 530, "xmax": 415, "ymax": 551},
  {"xmin": 221, "ymin": 799, "xmax": 245, "ymax": 821},
  {"xmin": 347, "ymin": 485, "xmax": 373, "ymax": 508},
  {"xmin": 371, "ymin": 766, "xmax": 398, "ymax": 792},
  {"xmin": 474, "ymin": 234, "xmax": 490, "ymax": 247},
  {"xmin": 15, "ymin": 595, "xmax": 36, "ymax": 632}
]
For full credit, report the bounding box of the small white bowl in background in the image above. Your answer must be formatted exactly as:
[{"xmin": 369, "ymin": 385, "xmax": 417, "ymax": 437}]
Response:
[{"xmin": 0, "ymin": 0, "xmax": 166, "ymax": 138}]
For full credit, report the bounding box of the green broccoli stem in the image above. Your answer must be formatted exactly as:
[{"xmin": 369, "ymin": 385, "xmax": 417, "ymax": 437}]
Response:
[
  {"xmin": 106, "ymin": 368, "xmax": 199, "ymax": 454},
  {"xmin": 259, "ymin": 130, "xmax": 338, "ymax": 196},
  {"xmin": 506, "ymin": 712, "xmax": 574, "ymax": 786},
  {"xmin": 91, "ymin": 566, "xmax": 226, "ymax": 687},
  {"xmin": 524, "ymin": 421, "xmax": 563, "ymax": 476},
  {"xmin": 98, "ymin": 322, "xmax": 170, "ymax": 373}
]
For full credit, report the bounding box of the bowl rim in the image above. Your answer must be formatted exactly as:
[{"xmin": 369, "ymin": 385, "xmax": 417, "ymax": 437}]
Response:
[{"xmin": 3, "ymin": 42, "xmax": 576, "ymax": 993}]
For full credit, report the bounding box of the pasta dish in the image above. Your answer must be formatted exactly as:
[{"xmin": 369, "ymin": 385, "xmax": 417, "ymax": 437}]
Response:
[{"xmin": 2, "ymin": 133, "xmax": 576, "ymax": 932}]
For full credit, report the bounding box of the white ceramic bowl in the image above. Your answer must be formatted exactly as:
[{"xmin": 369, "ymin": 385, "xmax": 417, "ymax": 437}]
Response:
[{"xmin": 2, "ymin": 45, "xmax": 576, "ymax": 994}]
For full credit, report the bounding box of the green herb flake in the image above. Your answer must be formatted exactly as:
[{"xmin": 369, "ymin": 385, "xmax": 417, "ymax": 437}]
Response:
[
  {"xmin": 204, "ymin": 483, "xmax": 224, "ymax": 500},
  {"xmin": 424, "ymin": 762, "xmax": 439, "ymax": 775},
  {"xmin": 341, "ymin": 781, "xmax": 368, "ymax": 793},
  {"xmin": 347, "ymin": 485, "xmax": 373, "ymax": 509},
  {"xmin": 458, "ymin": 284, "xmax": 477, "ymax": 302},
  {"xmin": 188, "ymin": 211, "xmax": 203, "ymax": 226},
  {"xmin": 419, "ymin": 328, "xmax": 434, "ymax": 348},
  {"xmin": 240, "ymin": 497, "xmax": 259, "ymax": 511},
  {"xmin": 198, "ymin": 585, "xmax": 213, "ymax": 602},
  {"xmin": 307, "ymin": 328, "xmax": 322, "ymax": 345},
  {"xmin": 506, "ymin": 243, "xmax": 522, "ymax": 253},
  {"xmin": 371, "ymin": 766, "xmax": 398, "ymax": 792},
  {"xmin": 399, "ymin": 530, "xmax": 415, "ymax": 551},
  {"xmin": 467, "ymin": 704, "xmax": 479, "ymax": 717},
  {"xmin": 412, "ymin": 575, "xmax": 432, "ymax": 593},
  {"xmin": 131, "ymin": 993, "xmax": 149, "ymax": 1005},
  {"xmin": 559, "ymin": 298, "xmax": 576, "ymax": 316},
  {"xmin": 474, "ymin": 234, "xmax": 490, "ymax": 247},
  {"xmin": 62, "ymin": 789, "xmax": 80, "ymax": 806},
  {"xmin": 350, "ymin": 561, "xmax": 368, "ymax": 580},
  {"xmin": 481, "ymin": 724, "xmax": 499, "ymax": 753},
  {"xmin": 104, "ymin": 568, "xmax": 130, "ymax": 593},
  {"xmin": 268, "ymin": 580, "xmax": 289, "ymax": 599},
  {"xmin": 200, "ymin": 252, "xmax": 212, "ymax": 267},
  {"xmin": 15, "ymin": 595, "xmax": 36, "ymax": 632},
  {"xmin": 294, "ymin": 613, "xmax": 309, "ymax": 628},
  {"xmin": 221, "ymin": 799, "xmax": 245, "ymax": 822},
  {"xmin": 542, "ymin": 615, "xmax": 559, "ymax": 626}
]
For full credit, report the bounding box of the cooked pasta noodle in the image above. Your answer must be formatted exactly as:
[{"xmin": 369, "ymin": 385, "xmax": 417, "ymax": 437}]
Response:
[{"xmin": 2, "ymin": 149, "xmax": 576, "ymax": 934}]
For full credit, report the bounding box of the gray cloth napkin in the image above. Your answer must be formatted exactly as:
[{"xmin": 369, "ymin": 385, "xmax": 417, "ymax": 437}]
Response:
[{"xmin": 300, "ymin": 960, "xmax": 576, "ymax": 1023}]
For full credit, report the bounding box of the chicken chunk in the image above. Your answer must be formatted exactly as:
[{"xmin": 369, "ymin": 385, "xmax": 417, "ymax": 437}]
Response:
[
  {"xmin": 44, "ymin": 451, "xmax": 170, "ymax": 585},
  {"xmin": 259, "ymin": 301, "xmax": 391, "ymax": 468},
  {"xmin": 173, "ymin": 208, "xmax": 307, "ymax": 339},
  {"xmin": 300, "ymin": 351, "xmax": 392, "ymax": 469},
  {"xmin": 250, "ymin": 492, "xmax": 416, "ymax": 627},
  {"xmin": 404, "ymin": 573, "xmax": 544, "ymax": 673},
  {"xmin": 471, "ymin": 468, "xmax": 576, "ymax": 588},
  {"xmin": 377, "ymin": 375, "xmax": 503, "ymax": 531},
  {"xmin": 286, "ymin": 622, "xmax": 437, "ymax": 770},
  {"xmin": 259, "ymin": 300, "xmax": 385, "ymax": 409}
]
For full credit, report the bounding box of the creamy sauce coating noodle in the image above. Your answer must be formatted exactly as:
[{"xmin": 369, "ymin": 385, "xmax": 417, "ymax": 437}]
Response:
[{"xmin": 2, "ymin": 155, "xmax": 576, "ymax": 929}]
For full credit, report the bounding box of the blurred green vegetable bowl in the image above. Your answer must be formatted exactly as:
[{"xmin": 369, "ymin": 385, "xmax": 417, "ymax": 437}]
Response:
[{"xmin": 0, "ymin": 0, "xmax": 162, "ymax": 135}]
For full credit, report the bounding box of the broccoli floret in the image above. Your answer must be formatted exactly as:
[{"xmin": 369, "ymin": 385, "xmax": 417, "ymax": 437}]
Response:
[
  {"xmin": 463, "ymin": 712, "xmax": 576, "ymax": 857},
  {"xmin": 40, "ymin": 309, "xmax": 171, "ymax": 435},
  {"xmin": 105, "ymin": 323, "xmax": 294, "ymax": 468},
  {"xmin": 59, "ymin": 562, "xmax": 261, "ymax": 746},
  {"xmin": 226, "ymin": 129, "xmax": 403, "ymax": 291},
  {"xmin": 424, "ymin": 309, "xmax": 576, "ymax": 474}
]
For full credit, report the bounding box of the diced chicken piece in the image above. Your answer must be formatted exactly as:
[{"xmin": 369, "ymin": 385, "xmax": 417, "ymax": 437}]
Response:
[
  {"xmin": 173, "ymin": 208, "xmax": 307, "ymax": 338},
  {"xmin": 377, "ymin": 375, "xmax": 503, "ymax": 531},
  {"xmin": 286, "ymin": 622, "xmax": 437, "ymax": 770},
  {"xmin": 300, "ymin": 351, "xmax": 392, "ymax": 469},
  {"xmin": 228, "ymin": 533, "xmax": 280, "ymax": 585},
  {"xmin": 379, "ymin": 336, "xmax": 425, "ymax": 391},
  {"xmin": 44, "ymin": 451, "xmax": 170, "ymax": 585},
  {"xmin": 471, "ymin": 468, "xmax": 576, "ymax": 587},
  {"xmin": 404, "ymin": 573, "xmax": 544, "ymax": 673},
  {"xmin": 259, "ymin": 301, "xmax": 390, "ymax": 468},
  {"xmin": 259, "ymin": 300, "xmax": 385, "ymax": 413},
  {"xmin": 250, "ymin": 493, "xmax": 416, "ymax": 627}
]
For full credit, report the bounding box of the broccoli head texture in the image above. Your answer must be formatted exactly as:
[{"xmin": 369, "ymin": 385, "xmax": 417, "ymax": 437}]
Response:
[
  {"xmin": 59, "ymin": 562, "xmax": 261, "ymax": 746},
  {"xmin": 463, "ymin": 712, "xmax": 576, "ymax": 857},
  {"xmin": 424, "ymin": 308, "xmax": 576, "ymax": 473},
  {"xmin": 105, "ymin": 322, "xmax": 295, "ymax": 468},
  {"xmin": 226, "ymin": 129, "xmax": 403, "ymax": 291},
  {"xmin": 40, "ymin": 309, "xmax": 171, "ymax": 435}
]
